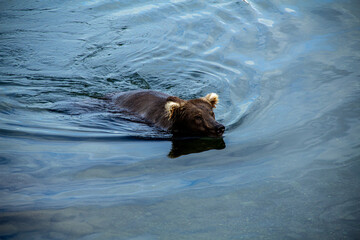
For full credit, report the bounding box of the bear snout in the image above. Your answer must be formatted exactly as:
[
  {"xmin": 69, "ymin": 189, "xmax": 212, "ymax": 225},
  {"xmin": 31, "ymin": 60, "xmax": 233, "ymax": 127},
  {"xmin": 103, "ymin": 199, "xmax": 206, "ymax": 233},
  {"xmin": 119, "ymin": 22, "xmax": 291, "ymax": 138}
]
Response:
[{"xmin": 215, "ymin": 123, "xmax": 225, "ymax": 136}]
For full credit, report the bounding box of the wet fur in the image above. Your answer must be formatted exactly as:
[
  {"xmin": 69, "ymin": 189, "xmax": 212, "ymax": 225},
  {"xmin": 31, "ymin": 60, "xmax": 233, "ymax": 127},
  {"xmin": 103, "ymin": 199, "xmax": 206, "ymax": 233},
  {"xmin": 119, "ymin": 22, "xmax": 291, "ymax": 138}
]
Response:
[
  {"xmin": 112, "ymin": 90, "xmax": 173, "ymax": 129},
  {"xmin": 112, "ymin": 90, "xmax": 224, "ymax": 137}
]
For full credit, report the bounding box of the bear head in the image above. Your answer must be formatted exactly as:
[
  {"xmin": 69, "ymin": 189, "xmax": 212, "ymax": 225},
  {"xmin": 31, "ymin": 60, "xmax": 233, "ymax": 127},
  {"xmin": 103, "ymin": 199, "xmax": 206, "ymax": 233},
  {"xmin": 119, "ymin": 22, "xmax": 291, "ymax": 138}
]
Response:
[{"xmin": 165, "ymin": 93, "xmax": 225, "ymax": 137}]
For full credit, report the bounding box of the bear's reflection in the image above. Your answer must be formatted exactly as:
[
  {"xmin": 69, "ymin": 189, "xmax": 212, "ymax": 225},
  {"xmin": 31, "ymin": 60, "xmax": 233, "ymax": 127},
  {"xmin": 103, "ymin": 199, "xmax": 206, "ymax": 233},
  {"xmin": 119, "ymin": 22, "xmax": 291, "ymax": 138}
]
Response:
[{"xmin": 168, "ymin": 137, "xmax": 226, "ymax": 158}]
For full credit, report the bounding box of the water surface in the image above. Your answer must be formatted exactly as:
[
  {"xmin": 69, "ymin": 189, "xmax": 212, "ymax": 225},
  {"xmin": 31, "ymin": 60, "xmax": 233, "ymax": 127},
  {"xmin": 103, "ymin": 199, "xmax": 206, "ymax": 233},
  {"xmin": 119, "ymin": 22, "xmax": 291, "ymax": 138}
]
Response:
[{"xmin": 1, "ymin": 0, "xmax": 360, "ymax": 239}]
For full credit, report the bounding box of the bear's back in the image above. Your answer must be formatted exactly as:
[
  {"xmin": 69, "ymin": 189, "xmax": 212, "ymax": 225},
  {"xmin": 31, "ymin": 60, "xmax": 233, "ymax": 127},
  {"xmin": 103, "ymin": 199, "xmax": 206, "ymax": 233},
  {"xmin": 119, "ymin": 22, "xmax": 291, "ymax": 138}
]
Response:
[{"xmin": 112, "ymin": 90, "xmax": 172, "ymax": 129}]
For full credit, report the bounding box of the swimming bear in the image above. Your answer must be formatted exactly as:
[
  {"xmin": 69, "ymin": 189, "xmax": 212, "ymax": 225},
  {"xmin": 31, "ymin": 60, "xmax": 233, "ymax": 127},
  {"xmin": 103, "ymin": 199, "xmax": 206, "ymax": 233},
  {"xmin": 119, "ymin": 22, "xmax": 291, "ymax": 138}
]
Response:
[{"xmin": 111, "ymin": 90, "xmax": 225, "ymax": 137}]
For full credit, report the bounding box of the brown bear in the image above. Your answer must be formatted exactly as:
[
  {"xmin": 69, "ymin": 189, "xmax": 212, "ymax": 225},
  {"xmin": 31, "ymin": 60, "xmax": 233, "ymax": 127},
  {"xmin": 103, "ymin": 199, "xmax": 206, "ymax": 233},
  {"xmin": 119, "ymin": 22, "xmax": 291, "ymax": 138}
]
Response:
[{"xmin": 111, "ymin": 90, "xmax": 225, "ymax": 137}]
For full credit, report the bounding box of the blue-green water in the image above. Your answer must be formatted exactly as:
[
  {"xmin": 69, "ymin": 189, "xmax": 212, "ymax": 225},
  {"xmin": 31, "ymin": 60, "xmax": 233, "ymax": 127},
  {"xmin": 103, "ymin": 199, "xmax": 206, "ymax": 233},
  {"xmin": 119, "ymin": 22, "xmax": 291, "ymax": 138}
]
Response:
[{"xmin": 1, "ymin": 0, "xmax": 360, "ymax": 239}]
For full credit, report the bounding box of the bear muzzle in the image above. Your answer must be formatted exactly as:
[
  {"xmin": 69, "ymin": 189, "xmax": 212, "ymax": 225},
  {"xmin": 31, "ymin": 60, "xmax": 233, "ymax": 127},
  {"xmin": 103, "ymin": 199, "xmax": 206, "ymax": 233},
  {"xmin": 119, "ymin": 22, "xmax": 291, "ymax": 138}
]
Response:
[{"xmin": 215, "ymin": 123, "xmax": 225, "ymax": 136}]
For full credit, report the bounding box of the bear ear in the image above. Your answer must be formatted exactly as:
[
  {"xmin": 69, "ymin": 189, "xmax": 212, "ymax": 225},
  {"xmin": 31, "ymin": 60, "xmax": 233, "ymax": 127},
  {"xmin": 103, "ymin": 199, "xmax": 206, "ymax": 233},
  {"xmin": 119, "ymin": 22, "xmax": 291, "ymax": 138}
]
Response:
[
  {"xmin": 203, "ymin": 93, "xmax": 219, "ymax": 108},
  {"xmin": 165, "ymin": 100, "xmax": 181, "ymax": 120}
]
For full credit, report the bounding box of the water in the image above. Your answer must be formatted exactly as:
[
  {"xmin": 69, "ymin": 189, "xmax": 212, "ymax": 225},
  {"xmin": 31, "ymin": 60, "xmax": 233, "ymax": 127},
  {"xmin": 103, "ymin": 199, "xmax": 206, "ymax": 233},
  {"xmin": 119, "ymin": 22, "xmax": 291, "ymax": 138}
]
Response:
[{"xmin": 1, "ymin": 0, "xmax": 359, "ymax": 239}]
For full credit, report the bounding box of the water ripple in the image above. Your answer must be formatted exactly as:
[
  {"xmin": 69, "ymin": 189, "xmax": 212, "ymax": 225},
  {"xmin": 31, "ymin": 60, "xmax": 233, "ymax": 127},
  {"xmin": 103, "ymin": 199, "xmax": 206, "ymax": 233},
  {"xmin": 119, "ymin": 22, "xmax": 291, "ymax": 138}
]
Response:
[{"xmin": 1, "ymin": 0, "xmax": 360, "ymax": 238}]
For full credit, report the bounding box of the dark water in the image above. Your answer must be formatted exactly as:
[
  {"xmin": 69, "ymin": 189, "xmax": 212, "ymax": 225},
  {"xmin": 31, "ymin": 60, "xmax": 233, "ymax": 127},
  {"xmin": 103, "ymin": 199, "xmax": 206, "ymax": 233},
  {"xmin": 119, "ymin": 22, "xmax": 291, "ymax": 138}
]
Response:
[{"xmin": 1, "ymin": 0, "xmax": 360, "ymax": 239}]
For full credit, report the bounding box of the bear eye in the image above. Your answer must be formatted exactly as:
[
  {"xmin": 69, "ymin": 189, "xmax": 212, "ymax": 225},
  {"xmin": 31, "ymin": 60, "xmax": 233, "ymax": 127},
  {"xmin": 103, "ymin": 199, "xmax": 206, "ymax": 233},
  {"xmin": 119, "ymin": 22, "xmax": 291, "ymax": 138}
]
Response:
[{"xmin": 195, "ymin": 115, "xmax": 202, "ymax": 121}]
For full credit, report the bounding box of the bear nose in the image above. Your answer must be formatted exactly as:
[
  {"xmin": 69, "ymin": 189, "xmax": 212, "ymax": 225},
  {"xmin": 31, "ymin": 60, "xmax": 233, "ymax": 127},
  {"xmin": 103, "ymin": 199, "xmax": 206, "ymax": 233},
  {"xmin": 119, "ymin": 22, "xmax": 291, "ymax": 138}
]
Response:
[{"xmin": 216, "ymin": 124, "xmax": 225, "ymax": 135}]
